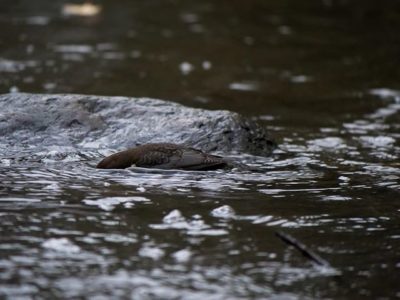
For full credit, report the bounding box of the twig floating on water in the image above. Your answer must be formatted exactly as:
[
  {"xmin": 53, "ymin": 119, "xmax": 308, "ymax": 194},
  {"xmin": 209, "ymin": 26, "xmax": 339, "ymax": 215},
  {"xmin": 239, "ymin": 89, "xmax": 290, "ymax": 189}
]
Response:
[{"xmin": 275, "ymin": 231, "xmax": 330, "ymax": 267}]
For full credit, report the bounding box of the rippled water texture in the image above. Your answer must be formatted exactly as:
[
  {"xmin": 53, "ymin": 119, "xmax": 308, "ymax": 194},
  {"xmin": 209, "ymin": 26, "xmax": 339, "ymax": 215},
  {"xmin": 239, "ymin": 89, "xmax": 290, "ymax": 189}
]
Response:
[{"xmin": 1, "ymin": 1, "xmax": 400, "ymax": 299}]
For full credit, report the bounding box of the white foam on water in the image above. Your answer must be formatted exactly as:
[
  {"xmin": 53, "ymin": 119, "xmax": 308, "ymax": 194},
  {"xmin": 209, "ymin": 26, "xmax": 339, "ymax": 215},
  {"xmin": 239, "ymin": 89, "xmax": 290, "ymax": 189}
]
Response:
[
  {"xmin": 172, "ymin": 249, "xmax": 192, "ymax": 263},
  {"xmin": 42, "ymin": 238, "xmax": 81, "ymax": 254},
  {"xmin": 210, "ymin": 205, "xmax": 236, "ymax": 219},
  {"xmin": 83, "ymin": 196, "xmax": 150, "ymax": 211},
  {"xmin": 138, "ymin": 247, "xmax": 165, "ymax": 260}
]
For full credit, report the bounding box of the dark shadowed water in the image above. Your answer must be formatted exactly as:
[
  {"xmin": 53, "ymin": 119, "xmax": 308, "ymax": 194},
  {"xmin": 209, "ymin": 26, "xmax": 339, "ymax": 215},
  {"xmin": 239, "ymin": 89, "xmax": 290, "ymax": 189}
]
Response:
[{"xmin": 1, "ymin": 1, "xmax": 400, "ymax": 299}]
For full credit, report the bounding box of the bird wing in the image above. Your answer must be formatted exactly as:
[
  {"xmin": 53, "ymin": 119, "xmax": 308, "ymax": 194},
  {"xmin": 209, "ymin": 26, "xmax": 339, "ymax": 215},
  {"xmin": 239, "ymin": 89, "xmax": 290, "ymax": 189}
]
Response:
[
  {"xmin": 163, "ymin": 148, "xmax": 226, "ymax": 170},
  {"xmin": 135, "ymin": 150, "xmax": 172, "ymax": 167}
]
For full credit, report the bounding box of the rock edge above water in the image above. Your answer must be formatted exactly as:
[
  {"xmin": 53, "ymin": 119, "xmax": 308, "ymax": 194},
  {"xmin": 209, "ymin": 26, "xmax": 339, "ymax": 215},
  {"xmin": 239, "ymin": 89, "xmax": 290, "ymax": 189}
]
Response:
[{"xmin": 0, "ymin": 93, "xmax": 275, "ymax": 156}]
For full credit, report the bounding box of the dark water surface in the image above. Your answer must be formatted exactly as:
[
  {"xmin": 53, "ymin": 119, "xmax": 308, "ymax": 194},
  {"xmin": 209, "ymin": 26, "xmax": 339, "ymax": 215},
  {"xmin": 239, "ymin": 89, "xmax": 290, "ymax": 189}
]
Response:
[{"xmin": 1, "ymin": 1, "xmax": 400, "ymax": 299}]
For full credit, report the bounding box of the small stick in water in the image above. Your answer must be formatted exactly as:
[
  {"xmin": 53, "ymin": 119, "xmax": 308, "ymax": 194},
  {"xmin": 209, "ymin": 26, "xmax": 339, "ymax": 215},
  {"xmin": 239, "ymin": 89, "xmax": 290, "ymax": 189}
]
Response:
[{"xmin": 275, "ymin": 231, "xmax": 330, "ymax": 267}]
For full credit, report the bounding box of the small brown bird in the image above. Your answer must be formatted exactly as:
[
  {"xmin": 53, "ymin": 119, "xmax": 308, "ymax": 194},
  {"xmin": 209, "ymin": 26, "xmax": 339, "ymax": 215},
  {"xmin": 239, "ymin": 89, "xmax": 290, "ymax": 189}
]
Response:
[{"xmin": 96, "ymin": 143, "xmax": 228, "ymax": 171}]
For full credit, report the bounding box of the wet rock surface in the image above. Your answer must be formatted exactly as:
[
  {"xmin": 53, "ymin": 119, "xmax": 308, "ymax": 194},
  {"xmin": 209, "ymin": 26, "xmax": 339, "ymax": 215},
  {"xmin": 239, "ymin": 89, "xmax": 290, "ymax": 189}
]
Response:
[{"xmin": 0, "ymin": 93, "xmax": 275, "ymax": 156}]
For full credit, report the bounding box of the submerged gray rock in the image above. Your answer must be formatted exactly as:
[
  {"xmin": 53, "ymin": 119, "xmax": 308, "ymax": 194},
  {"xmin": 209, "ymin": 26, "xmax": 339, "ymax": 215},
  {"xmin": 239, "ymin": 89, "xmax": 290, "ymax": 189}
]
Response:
[{"xmin": 0, "ymin": 93, "xmax": 275, "ymax": 156}]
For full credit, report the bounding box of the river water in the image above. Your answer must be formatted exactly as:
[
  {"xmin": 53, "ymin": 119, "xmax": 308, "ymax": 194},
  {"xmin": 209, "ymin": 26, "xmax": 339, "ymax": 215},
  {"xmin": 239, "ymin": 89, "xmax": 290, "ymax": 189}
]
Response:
[{"xmin": 1, "ymin": 1, "xmax": 400, "ymax": 299}]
